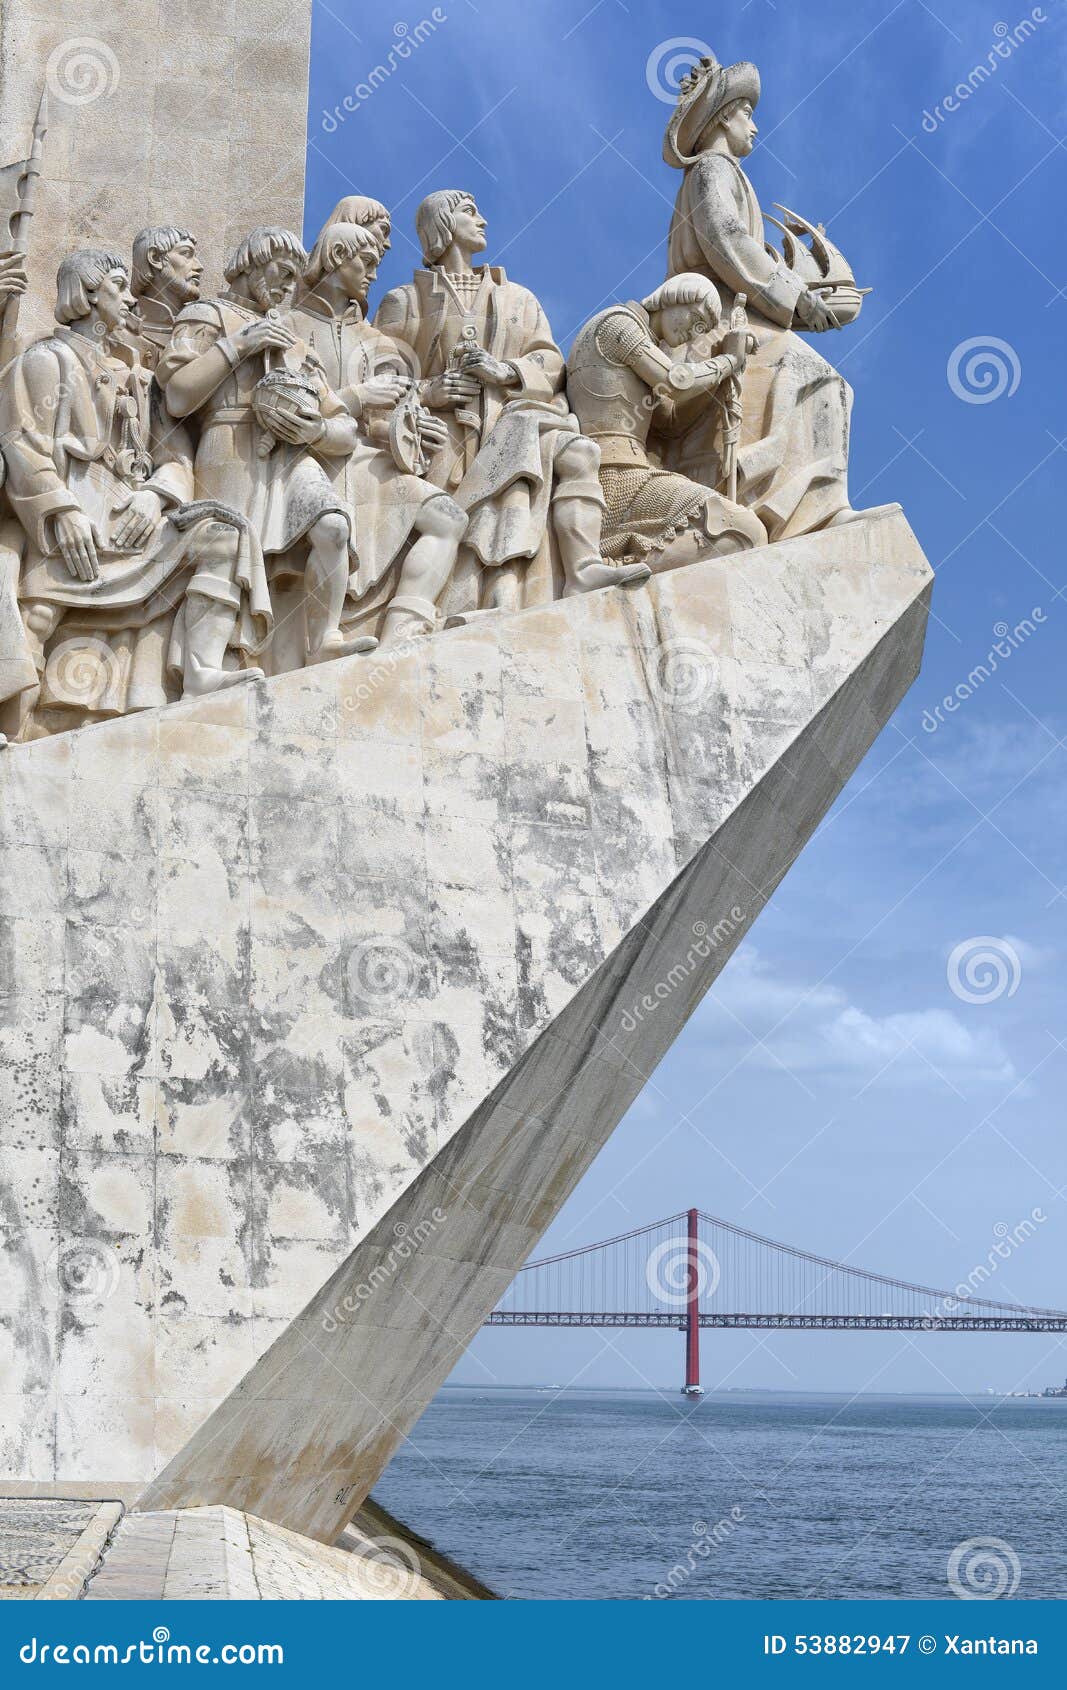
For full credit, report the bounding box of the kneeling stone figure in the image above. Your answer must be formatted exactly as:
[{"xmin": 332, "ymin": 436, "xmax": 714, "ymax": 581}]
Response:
[{"xmin": 567, "ymin": 272, "xmax": 766, "ymax": 572}]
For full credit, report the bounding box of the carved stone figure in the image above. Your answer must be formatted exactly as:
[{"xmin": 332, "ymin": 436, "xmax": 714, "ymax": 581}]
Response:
[
  {"xmin": 0, "ymin": 248, "xmax": 268, "ymax": 737},
  {"xmin": 567, "ymin": 273, "xmax": 766, "ymax": 570},
  {"xmin": 126, "ymin": 225, "xmax": 205, "ymax": 370},
  {"xmin": 316, "ymin": 194, "xmax": 393, "ymax": 258},
  {"xmin": 663, "ymin": 54, "xmax": 864, "ymax": 539},
  {"xmin": 157, "ymin": 226, "xmax": 377, "ymax": 670},
  {"xmin": 294, "ymin": 220, "xmax": 467, "ymax": 646},
  {"xmin": 375, "ymin": 191, "xmax": 649, "ymax": 611}
]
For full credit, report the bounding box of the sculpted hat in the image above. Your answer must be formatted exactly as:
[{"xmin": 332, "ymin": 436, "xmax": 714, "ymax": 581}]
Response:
[{"xmin": 663, "ymin": 53, "xmax": 760, "ymax": 169}]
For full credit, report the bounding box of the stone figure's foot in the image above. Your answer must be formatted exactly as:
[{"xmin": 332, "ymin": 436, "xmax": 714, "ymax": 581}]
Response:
[
  {"xmin": 307, "ymin": 632, "xmax": 379, "ymax": 665},
  {"xmin": 443, "ymin": 608, "xmax": 505, "ymax": 630},
  {"xmin": 378, "ymin": 595, "xmax": 438, "ymax": 649},
  {"xmin": 183, "ymin": 664, "xmax": 264, "ymax": 698},
  {"xmin": 563, "ymin": 558, "xmax": 652, "ymax": 597}
]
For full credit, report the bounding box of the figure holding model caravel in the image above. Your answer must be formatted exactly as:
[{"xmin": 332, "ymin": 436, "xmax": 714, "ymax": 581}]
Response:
[{"xmin": 0, "ymin": 43, "xmax": 873, "ymax": 743}]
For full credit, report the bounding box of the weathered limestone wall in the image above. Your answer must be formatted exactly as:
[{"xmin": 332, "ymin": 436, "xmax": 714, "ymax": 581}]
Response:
[
  {"xmin": 0, "ymin": 0, "xmax": 313, "ymax": 340},
  {"xmin": 0, "ymin": 509, "xmax": 932, "ymax": 1497}
]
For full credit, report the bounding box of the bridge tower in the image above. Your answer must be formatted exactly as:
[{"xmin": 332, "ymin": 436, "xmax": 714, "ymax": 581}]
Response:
[{"xmin": 682, "ymin": 1208, "xmax": 705, "ymax": 1398}]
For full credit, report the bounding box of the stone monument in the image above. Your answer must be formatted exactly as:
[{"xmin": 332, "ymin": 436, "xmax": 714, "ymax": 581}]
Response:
[{"xmin": 0, "ymin": 36, "xmax": 933, "ymax": 1598}]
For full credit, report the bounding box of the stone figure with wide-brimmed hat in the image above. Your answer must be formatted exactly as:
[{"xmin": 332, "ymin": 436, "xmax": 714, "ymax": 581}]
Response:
[{"xmin": 661, "ymin": 51, "xmax": 867, "ymax": 541}]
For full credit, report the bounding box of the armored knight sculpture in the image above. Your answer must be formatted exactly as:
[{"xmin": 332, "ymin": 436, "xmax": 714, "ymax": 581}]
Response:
[{"xmin": 567, "ymin": 272, "xmax": 766, "ymax": 571}]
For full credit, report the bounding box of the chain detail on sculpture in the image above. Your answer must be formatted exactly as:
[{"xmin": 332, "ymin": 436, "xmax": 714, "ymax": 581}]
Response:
[{"xmin": 0, "ymin": 48, "xmax": 871, "ymax": 745}]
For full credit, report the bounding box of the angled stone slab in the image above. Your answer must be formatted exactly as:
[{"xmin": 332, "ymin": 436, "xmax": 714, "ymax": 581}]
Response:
[
  {"xmin": 128, "ymin": 506, "xmax": 933, "ymax": 1536},
  {"xmin": 1, "ymin": 507, "xmax": 930, "ymax": 1497}
]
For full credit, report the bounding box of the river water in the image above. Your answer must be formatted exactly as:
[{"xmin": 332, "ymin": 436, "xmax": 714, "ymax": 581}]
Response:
[{"xmin": 372, "ymin": 1388, "xmax": 1067, "ymax": 1600}]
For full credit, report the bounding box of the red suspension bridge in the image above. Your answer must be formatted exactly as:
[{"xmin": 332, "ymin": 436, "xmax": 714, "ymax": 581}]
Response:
[{"xmin": 486, "ymin": 1209, "xmax": 1067, "ymax": 1395}]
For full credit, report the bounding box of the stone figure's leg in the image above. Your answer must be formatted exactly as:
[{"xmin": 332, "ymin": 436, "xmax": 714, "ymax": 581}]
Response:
[
  {"xmin": 481, "ymin": 559, "xmax": 524, "ymax": 613},
  {"xmin": 552, "ymin": 436, "xmax": 652, "ymax": 596},
  {"xmin": 305, "ymin": 512, "xmax": 378, "ymax": 664},
  {"xmin": 182, "ymin": 526, "xmax": 264, "ymax": 698},
  {"xmin": 379, "ymin": 495, "xmax": 467, "ymax": 648},
  {"xmin": 2, "ymin": 599, "xmax": 63, "ymax": 735}
]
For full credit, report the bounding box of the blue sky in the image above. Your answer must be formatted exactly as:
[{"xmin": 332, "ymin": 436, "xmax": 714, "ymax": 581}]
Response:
[{"xmin": 308, "ymin": 0, "xmax": 1067, "ymax": 1393}]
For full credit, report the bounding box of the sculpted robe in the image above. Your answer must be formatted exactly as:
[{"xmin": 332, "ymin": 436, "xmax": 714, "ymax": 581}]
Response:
[
  {"xmin": 292, "ymin": 299, "xmax": 442, "ymax": 603},
  {"xmin": 375, "ymin": 265, "xmax": 598, "ymax": 606},
  {"xmin": 0, "ymin": 328, "xmax": 269, "ymax": 720},
  {"xmin": 665, "ymin": 152, "xmax": 852, "ymax": 540},
  {"xmin": 157, "ymin": 296, "xmax": 357, "ymax": 558}
]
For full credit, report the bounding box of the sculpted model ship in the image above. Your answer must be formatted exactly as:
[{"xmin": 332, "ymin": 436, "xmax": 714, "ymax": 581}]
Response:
[{"xmin": 0, "ymin": 51, "xmax": 874, "ymax": 746}]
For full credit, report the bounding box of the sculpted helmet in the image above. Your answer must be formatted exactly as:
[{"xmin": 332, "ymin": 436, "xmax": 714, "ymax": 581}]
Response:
[{"xmin": 662, "ymin": 53, "xmax": 760, "ymax": 169}]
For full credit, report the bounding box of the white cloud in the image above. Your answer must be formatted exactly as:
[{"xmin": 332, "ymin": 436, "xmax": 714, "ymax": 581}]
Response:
[{"xmin": 699, "ymin": 945, "xmax": 1016, "ymax": 1090}]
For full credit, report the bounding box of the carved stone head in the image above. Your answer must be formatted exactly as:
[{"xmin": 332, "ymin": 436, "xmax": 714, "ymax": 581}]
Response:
[
  {"xmin": 415, "ymin": 191, "xmax": 487, "ymax": 266},
  {"xmin": 303, "ymin": 221, "xmax": 380, "ymax": 305},
  {"xmin": 322, "ymin": 194, "xmax": 392, "ymax": 256},
  {"xmin": 223, "ymin": 227, "xmax": 308, "ymax": 314},
  {"xmin": 642, "ymin": 273, "xmax": 722, "ymax": 349},
  {"xmin": 55, "ymin": 248, "xmax": 134, "ymax": 337},
  {"xmin": 131, "ymin": 226, "xmax": 203, "ymax": 310}
]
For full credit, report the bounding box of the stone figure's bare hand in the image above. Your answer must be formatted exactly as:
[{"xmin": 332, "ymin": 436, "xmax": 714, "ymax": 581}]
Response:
[
  {"xmin": 415, "ymin": 409, "xmax": 449, "ymax": 449},
  {"xmin": 0, "ymin": 252, "xmax": 28, "ymax": 299},
  {"xmin": 268, "ymin": 408, "xmax": 326, "ymax": 446},
  {"xmin": 112, "ymin": 489, "xmax": 163, "ymax": 550},
  {"xmin": 459, "ymin": 350, "xmax": 517, "ymax": 387},
  {"xmin": 796, "ymin": 290, "xmax": 840, "ymax": 333},
  {"xmin": 356, "ymin": 374, "xmax": 409, "ymax": 410},
  {"xmin": 54, "ymin": 509, "xmax": 99, "ymax": 582},
  {"xmin": 423, "ymin": 371, "xmax": 481, "ymax": 408},
  {"xmin": 237, "ymin": 317, "xmax": 298, "ymax": 357}
]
